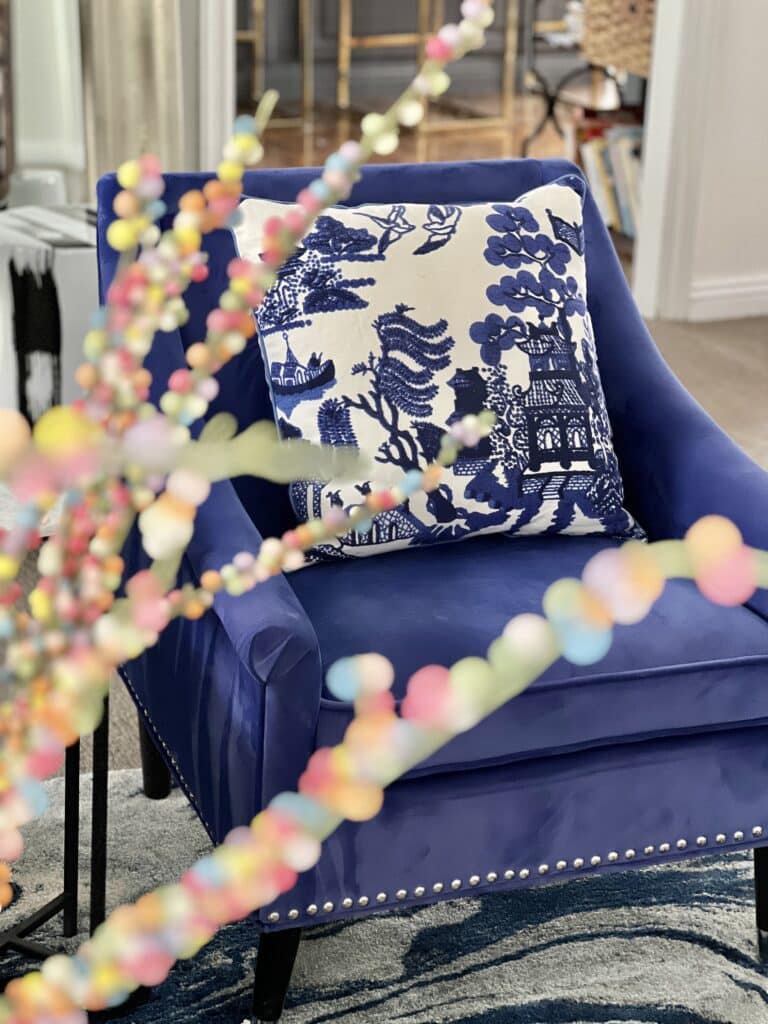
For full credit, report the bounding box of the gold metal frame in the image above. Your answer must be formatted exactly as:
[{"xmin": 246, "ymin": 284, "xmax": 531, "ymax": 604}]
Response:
[
  {"xmin": 420, "ymin": 0, "xmax": 518, "ymax": 135},
  {"xmin": 337, "ymin": 0, "xmax": 433, "ymax": 111},
  {"xmin": 238, "ymin": 0, "xmax": 315, "ymax": 126}
]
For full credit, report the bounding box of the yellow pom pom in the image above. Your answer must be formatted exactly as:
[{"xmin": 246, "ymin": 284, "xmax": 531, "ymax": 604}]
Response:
[
  {"xmin": 29, "ymin": 588, "xmax": 53, "ymax": 624},
  {"xmin": 0, "ymin": 555, "xmax": 19, "ymax": 581},
  {"xmin": 174, "ymin": 226, "xmax": 202, "ymax": 253},
  {"xmin": 33, "ymin": 406, "xmax": 101, "ymax": 457},
  {"xmin": 217, "ymin": 160, "xmax": 244, "ymax": 184},
  {"xmin": 106, "ymin": 218, "xmax": 139, "ymax": 253},
  {"xmin": 116, "ymin": 159, "xmax": 141, "ymax": 190}
]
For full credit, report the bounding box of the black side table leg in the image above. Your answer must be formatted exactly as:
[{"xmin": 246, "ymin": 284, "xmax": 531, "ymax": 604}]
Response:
[
  {"xmin": 755, "ymin": 845, "xmax": 768, "ymax": 960},
  {"xmin": 62, "ymin": 740, "xmax": 81, "ymax": 937},
  {"xmin": 138, "ymin": 715, "xmax": 171, "ymax": 801},
  {"xmin": 90, "ymin": 696, "xmax": 109, "ymax": 935}
]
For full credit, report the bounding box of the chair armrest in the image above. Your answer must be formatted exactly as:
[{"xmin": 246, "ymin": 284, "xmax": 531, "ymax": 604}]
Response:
[
  {"xmin": 185, "ymin": 481, "xmax": 322, "ymax": 698},
  {"xmin": 579, "ymin": 185, "xmax": 768, "ymax": 619}
]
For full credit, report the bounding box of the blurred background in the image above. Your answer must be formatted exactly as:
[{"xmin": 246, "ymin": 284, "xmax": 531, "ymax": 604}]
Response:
[{"xmin": 0, "ymin": 0, "xmax": 765, "ymax": 767}]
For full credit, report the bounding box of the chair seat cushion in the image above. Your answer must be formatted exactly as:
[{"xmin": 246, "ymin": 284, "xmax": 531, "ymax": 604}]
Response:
[{"xmin": 287, "ymin": 536, "xmax": 768, "ymax": 777}]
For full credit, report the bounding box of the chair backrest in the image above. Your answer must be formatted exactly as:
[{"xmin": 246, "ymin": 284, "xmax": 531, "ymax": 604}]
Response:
[{"xmin": 97, "ymin": 158, "xmax": 620, "ymax": 539}]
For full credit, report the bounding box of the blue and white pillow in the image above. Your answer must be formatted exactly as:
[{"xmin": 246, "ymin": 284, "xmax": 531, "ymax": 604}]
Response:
[{"xmin": 233, "ymin": 176, "xmax": 637, "ymax": 561}]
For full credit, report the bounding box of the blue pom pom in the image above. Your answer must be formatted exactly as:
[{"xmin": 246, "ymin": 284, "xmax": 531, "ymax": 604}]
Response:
[
  {"xmin": 401, "ymin": 469, "xmax": 423, "ymax": 496},
  {"xmin": 326, "ymin": 656, "xmax": 362, "ymax": 701},
  {"xmin": 233, "ymin": 114, "xmax": 257, "ymax": 135}
]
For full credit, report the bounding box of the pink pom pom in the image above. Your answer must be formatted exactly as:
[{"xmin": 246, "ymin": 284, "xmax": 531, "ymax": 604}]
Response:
[
  {"xmin": 297, "ymin": 188, "xmax": 324, "ymax": 214},
  {"xmin": 206, "ymin": 308, "xmax": 229, "ymax": 333},
  {"xmin": 696, "ymin": 546, "xmax": 757, "ymax": 606},
  {"xmin": 426, "ymin": 36, "xmax": 454, "ymax": 61},
  {"xmin": 284, "ymin": 208, "xmax": 308, "ymax": 236},
  {"xmin": 168, "ymin": 369, "xmax": 193, "ymax": 393},
  {"xmin": 139, "ymin": 153, "xmax": 162, "ymax": 177},
  {"xmin": 401, "ymin": 665, "xmax": 452, "ymax": 726}
]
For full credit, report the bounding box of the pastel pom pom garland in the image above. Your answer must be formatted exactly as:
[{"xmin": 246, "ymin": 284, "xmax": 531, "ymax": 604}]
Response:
[{"xmin": 1, "ymin": 0, "xmax": 768, "ymax": 1017}]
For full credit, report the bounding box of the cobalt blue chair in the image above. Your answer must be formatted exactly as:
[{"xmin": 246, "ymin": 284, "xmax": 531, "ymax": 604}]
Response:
[{"xmin": 97, "ymin": 160, "xmax": 768, "ymax": 1022}]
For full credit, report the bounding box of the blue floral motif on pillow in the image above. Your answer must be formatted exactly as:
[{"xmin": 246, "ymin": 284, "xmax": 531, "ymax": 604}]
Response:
[{"xmin": 233, "ymin": 176, "xmax": 639, "ymax": 563}]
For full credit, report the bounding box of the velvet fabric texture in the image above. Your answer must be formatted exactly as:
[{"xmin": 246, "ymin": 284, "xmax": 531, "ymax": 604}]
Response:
[{"xmin": 97, "ymin": 160, "xmax": 768, "ymax": 934}]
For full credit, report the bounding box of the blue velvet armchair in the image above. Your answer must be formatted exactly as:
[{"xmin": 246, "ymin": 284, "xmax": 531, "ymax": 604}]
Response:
[{"xmin": 96, "ymin": 159, "xmax": 768, "ymax": 1022}]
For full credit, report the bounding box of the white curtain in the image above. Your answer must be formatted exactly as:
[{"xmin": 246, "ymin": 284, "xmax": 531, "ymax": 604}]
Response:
[{"xmin": 79, "ymin": 0, "xmax": 187, "ymax": 191}]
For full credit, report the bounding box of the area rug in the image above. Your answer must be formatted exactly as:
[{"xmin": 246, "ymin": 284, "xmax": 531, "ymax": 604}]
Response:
[{"xmin": 2, "ymin": 771, "xmax": 767, "ymax": 1023}]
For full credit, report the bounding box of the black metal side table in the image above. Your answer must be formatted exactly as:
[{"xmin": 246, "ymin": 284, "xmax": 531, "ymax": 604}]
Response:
[{"xmin": 0, "ymin": 698, "xmax": 109, "ymax": 974}]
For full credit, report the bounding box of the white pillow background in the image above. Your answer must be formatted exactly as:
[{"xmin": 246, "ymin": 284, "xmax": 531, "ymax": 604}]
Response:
[{"xmin": 233, "ymin": 177, "xmax": 636, "ymax": 562}]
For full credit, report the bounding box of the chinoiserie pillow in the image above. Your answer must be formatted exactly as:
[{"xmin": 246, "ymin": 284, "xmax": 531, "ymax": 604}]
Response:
[{"xmin": 232, "ymin": 175, "xmax": 638, "ymax": 562}]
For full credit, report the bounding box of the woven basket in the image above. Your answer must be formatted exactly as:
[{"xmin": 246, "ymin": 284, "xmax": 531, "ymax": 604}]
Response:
[{"xmin": 582, "ymin": 0, "xmax": 655, "ymax": 79}]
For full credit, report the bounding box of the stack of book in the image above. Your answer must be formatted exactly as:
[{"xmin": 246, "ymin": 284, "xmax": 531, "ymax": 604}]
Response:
[{"xmin": 571, "ymin": 117, "xmax": 643, "ymax": 240}]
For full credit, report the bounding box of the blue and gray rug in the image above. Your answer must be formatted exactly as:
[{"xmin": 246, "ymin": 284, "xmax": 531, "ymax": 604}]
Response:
[{"xmin": 3, "ymin": 771, "xmax": 767, "ymax": 1023}]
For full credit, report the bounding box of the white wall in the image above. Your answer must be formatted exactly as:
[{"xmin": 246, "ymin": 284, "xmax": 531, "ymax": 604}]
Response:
[
  {"xmin": 687, "ymin": 0, "xmax": 768, "ymax": 320},
  {"xmin": 635, "ymin": 0, "xmax": 768, "ymax": 321},
  {"xmin": 11, "ymin": 0, "xmax": 86, "ymax": 186}
]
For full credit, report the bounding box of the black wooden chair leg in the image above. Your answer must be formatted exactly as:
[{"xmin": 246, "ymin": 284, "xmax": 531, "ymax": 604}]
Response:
[
  {"xmin": 252, "ymin": 928, "xmax": 302, "ymax": 1022},
  {"xmin": 138, "ymin": 714, "xmax": 171, "ymax": 800},
  {"xmin": 755, "ymin": 846, "xmax": 768, "ymax": 960}
]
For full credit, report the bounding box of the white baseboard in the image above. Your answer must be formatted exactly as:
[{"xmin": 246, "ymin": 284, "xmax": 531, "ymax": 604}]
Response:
[{"xmin": 688, "ymin": 273, "xmax": 768, "ymax": 321}]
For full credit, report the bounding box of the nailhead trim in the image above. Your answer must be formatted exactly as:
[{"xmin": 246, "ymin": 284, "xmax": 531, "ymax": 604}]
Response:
[{"xmin": 274, "ymin": 825, "xmax": 767, "ymax": 922}]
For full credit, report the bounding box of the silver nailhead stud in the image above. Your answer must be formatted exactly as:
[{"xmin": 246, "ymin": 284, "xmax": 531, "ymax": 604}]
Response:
[
  {"xmin": 322, "ymin": 901, "xmax": 334, "ymax": 913},
  {"xmin": 644, "ymin": 845, "xmax": 655, "ymax": 856},
  {"xmin": 519, "ymin": 868, "xmax": 530, "ymax": 880},
  {"xmin": 734, "ymin": 830, "xmax": 745, "ymax": 842},
  {"xmin": 573, "ymin": 858, "xmax": 584, "ymax": 869},
  {"xmin": 307, "ymin": 904, "xmax": 318, "ymax": 916},
  {"xmin": 342, "ymin": 898, "xmax": 353, "ymax": 909},
  {"xmin": 659, "ymin": 843, "xmax": 671, "ymax": 854},
  {"xmin": 556, "ymin": 860, "xmax": 567, "ymax": 871},
  {"xmin": 376, "ymin": 892, "xmax": 387, "ymax": 903},
  {"xmin": 625, "ymin": 849, "xmax": 636, "ymax": 860},
  {"xmin": 469, "ymin": 875, "xmax": 480, "ymax": 886},
  {"xmin": 450, "ymin": 879, "xmax": 462, "ymax": 890},
  {"xmin": 696, "ymin": 836, "xmax": 707, "ymax": 847},
  {"xmin": 268, "ymin": 912, "xmax": 280, "ymax": 923},
  {"xmin": 288, "ymin": 909, "xmax": 299, "ymax": 921},
  {"xmin": 716, "ymin": 833, "xmax": 727, "ymax": 844},
  {"xmin": 590, "ymin": 855, "xmax": 602, "ymax": 867},
  {"xmin": 676, "ymin": 839, "xmax": 687, "ymax": 850},
  {"xmin": 414, "ymin": 886, "xmax": 426, "ymax": 897},
  {"xmin": 395, "ymin": 889, "xmax": 407, "ymax": 900},
  {"xmin": 433, "ymin": 882, "xmax": 444, "ymax": 894},
  {"xmin": 358, "ymin": 896, "xmax": 370, "ymax": 907},
  {"xmin": 754, "ymin": 826, "xmax": 764, "ymax": 838},
  {"xmin": 504, "ymin": 869, "xmax": 515, "ymax": 880},
  {"xmin": 487, "ymin": 872, "xmax": 498, "ymax": 883},
  {"xmin": 607, "ymin": 851, "xmax": 619, "ymax": 863},
  {"xmin": 538, "ymin": 864, "xmax": 549, "ymax": 875}
]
